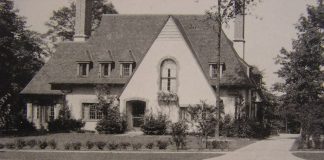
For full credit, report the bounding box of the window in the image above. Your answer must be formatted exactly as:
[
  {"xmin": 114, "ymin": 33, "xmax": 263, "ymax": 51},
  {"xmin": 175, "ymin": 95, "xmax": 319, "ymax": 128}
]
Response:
[
  {"xmin": 48, "ymin": 106, "xmax": 55, "ymax": 120},
  {"xmin": 36, "ymin": 106, "xmax": 40, "ymax": 119},
  {"xmin": 121, "ymin": 63, "xmax": 132, "ymax": 77},
  {"xmin": 82, "ymin": 103, "xmax": 102, "ymax": 120},
  {"xmin": 209, "ymin": 63, "xmax": 225, "ymax": 78},
  {"xmin": 210, "ymin": 64, "xmax": 217, "ymax": 78},
  {"xmin": 160, "ymin": 59, "xmax": 177, "ymax": 92},
  {"xmin": 100, "ymin": 63, "xmax": 111, "ymax": 77},
  {"xmin": 179, "ymin": 108, "xmax": 190, "ymax": 121},
  {"xmin": 78, "ymin": 63, "xmax": 89, "ymax": 77}
]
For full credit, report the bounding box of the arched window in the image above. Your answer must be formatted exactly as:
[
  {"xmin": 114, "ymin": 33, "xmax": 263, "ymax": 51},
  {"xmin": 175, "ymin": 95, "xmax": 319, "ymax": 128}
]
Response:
[{"xmin": 160, "ymin": 59, "xmax": 177, "ymax": 92}]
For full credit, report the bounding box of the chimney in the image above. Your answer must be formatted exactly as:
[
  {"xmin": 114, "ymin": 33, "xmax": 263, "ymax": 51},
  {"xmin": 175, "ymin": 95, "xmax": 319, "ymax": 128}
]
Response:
[
  {"xmin": 233, "ymin": 0, "xmax": 245, "ymax": 60},
  {"xmin": 74, "ymin": 0, "xmax": 92, "ymax": 42}
]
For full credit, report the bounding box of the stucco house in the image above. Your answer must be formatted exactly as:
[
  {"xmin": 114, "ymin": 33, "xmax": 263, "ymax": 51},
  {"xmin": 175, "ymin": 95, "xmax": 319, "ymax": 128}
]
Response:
[{"xmin": 21, "ymin": 0, "xmax": 265, "ymax": 131}]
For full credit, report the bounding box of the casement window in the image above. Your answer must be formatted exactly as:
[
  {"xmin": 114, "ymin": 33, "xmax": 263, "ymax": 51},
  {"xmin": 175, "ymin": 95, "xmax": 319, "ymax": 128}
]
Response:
[
  {"xmin": 82, "ymin": 103, "xmax": 102, "ymax": 120},
  {"xmin": 48, "ymin": 106, "xmax": 55, "ymax": 120},
  {"xmin": 78, "ymin": 62, "xmax": 90, "ymax": 77},
  {"xmin": 100, "ymin": 63, "xmax": 112, "ymax": 77},
  {"xmin": 179, "ymin": 107, "xmax": 191, "ymax": 121},
  {"xmin": 121, "ymin": 63, "xmax": 133, "ymax": 77},
  {"xmin": 160, "ymin": 59, "xmax": 177, "ymax": 92},
  {"xmin": 36, "ymin": 106, "xmax": 40, "ymax": 119},
  {"xmin": 209, "ymin": 63, "xmax": 225, "ymax": 79}
]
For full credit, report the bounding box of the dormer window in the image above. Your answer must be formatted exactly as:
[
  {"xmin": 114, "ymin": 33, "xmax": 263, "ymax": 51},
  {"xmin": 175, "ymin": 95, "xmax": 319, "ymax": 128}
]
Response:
[
  {"xmin": 99, "ymin": 62, "xmax": 112, "ymax": 77},
  {"xmin": 78, "ymin": 62, "xmax": 90, "ymax": 77},
  {"xmin": 120, "ymin": 62, "xmax": 134, "ymax": 77},
  {"xmin": 209, "ymin": 63, "xmax": 226, "ymax": 79}
]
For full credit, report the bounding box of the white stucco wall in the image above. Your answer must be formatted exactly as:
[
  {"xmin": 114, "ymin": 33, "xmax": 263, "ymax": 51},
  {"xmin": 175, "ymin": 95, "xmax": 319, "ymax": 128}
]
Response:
[{"xmin": 120, "ymin": 17, "xmax": 216, "ymax": 123}]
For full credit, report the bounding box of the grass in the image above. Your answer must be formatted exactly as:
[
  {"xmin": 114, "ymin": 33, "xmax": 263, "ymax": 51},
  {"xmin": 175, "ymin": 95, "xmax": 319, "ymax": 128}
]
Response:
[
  {"xmin": 0, "ymin": 133, "xmax": 256, "ymax": 151},
  {"xmin": 293, "ymin": 153, "xmax": 324, "ymax": 160},
  {"xmin": 0, "ymin": 151, "xmax": 222, "ymax": 160}
]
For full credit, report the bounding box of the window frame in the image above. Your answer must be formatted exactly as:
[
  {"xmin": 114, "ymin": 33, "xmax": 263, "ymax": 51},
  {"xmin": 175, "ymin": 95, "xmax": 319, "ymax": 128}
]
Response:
[
  {"xmin": 78, "ymin": 62, "xmax": 90, "ymax": 77},
  {"xmin": 48, "ymin": 106, "xmax": 55, "ymax": 121},
  {"xmin": 160, "ymin": 59, "xmax": 177, "ymax": 92},
  {"xmin": 99, "ymin": 62, "xmax": 112, "ymax": 77},
  {"xmin": 209, "ymin": 63, "xmax": 225, "ymax": 79},
  {"xmin": 82, "ymin": 103, "xmax": 102, "ymax": 120},
  {"xmin": 120, "ymin": 62, "xmax": 133, "ymax": 77}
]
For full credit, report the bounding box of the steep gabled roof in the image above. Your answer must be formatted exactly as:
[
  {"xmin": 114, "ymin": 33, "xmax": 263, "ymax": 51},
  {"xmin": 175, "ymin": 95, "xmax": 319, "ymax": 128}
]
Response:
[{"xmin": 21, "ymin": 15, "xmax": 254, "ymax": 95}]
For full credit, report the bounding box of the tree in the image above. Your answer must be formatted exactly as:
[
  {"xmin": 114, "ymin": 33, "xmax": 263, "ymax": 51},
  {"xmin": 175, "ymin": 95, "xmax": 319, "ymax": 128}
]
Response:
[
  {"xmin": 44, "ymin": 0, "xmax": 118, "ymax": 55},
  {"xmin": 205, "ymin": 0, "xmax": 260, "ymax": 137},
  {"xmin": 275, "ymin": 0, "xmax": 324, "ymax": 147},
  {"xmin": 0, "ymin": 0, "xmax": 46, "ymax": 131}
]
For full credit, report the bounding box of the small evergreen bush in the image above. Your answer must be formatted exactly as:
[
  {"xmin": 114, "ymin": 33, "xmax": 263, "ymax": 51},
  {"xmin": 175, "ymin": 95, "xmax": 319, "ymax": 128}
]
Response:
[
  {"xmin": 95, "ymin": 141, "xmax": 106, "ymax": 150},
  {"xmin": 27, "ymin": 139, "xmax": 37, "ymax": 148},
  {"xmin": 5, "ymin": 142, "xmax": 15, "ymax": 149},
  {"xmin": 64, "ymin": 143, "xmax": 71, "ymax": 150},
  {"xmin": 48, "ymin": 139, "xmax": 57, "ymax": 149},
  {"xmin": 156, "ymin": 140, "xmax": 168, "ymax": 150},
  {"xmin": 86, "ymin": 141, "xmax": 94, "ymax": 149},
  {"xmin": 72, "ymin": 142, "xmax": 82, "ymax": 150},
  {"xmin": 96, "ymin": 107, "xmax": 126, "ymax": 134},
  {"xmin": 15, "ymin": 139, "xmax": 26, "ymax": 149},
  {"xmin": 119, "ymin": 142, "xmax": 130, "ymax": 150},
  {"xmin": 38, "ymin": 140, "xmax": 48, "ymax": 149},
  {"xmin": 0, "ymin": 143, "xmax": 4, "ymax": 149},
  {"xmin": 132, "ymin": 143, "xmax": 142, "ymax": 150},
  {"xmin": 211, "ymin": 140, "xmax": 229, "ymax": 150},
  {"xmin": 145, "ymin": 142, "xmax": 154, "ymax": 149},
  {"xmin": 107, "ymin": 142, "xmax": 119, "ymax": 150},
  {"xmin": 141, "ymin": 113, "xmax": 169, "ymax": 135}
]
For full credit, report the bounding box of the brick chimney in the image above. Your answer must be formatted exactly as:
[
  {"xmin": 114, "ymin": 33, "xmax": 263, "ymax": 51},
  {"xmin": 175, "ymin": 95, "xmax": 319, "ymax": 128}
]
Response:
[
  {"xmin": 74, "ymin": 0, "xmax": 92, "ymax": 42},
  {"xmin": 233, "ymin": 0, "xmax": 245, "ymax": 60}
]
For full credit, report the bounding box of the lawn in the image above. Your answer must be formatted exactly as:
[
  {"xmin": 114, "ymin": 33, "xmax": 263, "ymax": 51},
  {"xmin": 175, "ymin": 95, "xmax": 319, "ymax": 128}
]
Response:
[
  {"xmin": 0, "ymin": 151, "xmax": 222, "ymax": 160},
  {"xmin": 292, "ymin": 153, "xmax": 324, "ymax": 160},
  {"xmin": 0, "ymin": 133, "xmax": 256, "ymax": 151}
]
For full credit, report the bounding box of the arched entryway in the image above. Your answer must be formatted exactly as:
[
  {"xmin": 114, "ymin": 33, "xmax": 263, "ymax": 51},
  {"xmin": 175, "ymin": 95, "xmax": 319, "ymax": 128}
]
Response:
[{"xmin": 126, "ymin": 100, "xmax": 146, "ymax": 130}]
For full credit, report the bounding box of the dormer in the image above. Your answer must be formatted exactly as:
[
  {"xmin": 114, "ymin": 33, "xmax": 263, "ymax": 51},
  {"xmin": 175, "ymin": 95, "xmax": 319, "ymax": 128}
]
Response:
[
  {"xmin": 119, "ymin": 50, "xmax": 136, "ymax": 77},
  {"xmin": 209, "ymin": 62, "xmax": 226, "ymax": 79},
  {"xmin": 77, "ymin": 61, "xmax": 91, "ymax": 77}
]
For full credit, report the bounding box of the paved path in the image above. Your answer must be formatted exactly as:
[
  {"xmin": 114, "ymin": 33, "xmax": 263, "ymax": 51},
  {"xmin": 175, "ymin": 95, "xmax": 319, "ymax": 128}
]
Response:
[{"xmin": 205, "ymin": 134, "xmax": 304, "ymax": 160}]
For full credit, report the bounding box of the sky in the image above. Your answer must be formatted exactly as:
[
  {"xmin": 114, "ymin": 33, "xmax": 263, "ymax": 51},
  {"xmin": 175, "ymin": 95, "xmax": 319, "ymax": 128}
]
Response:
[{"xmin": 13, "ymin": 0, "xmax": 317, "ymax": 89}]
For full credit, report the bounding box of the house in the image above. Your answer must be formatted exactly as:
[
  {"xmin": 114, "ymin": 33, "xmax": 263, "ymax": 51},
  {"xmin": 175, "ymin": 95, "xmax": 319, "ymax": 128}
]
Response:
[{"xmin": 21, "ymin": 0, "xmax": 265, "ymax": 131}]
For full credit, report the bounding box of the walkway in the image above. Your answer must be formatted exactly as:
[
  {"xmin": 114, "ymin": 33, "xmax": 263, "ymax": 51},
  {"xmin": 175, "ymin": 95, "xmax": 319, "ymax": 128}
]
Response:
[{"xmin": 205, "ymin": 134, "xmax": 303, "ymax": 160}]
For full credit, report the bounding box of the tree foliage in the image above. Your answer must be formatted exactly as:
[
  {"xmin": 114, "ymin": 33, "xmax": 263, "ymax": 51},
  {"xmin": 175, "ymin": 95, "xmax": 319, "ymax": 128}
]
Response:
[
  {"xmin": 44, "ymin": 0, "xmax": 118, "ymax": 55},
  {"xmin": 0, "ymin": 0, "xmax": 46, "ymax": 130},
  {"xmin": 275, "ymin": 0, "xmax": 324, "ymax": 143}
]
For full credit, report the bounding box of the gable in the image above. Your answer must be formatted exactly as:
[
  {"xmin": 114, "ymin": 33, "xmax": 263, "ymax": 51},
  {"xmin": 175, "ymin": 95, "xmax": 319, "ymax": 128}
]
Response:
[{"xmin": 120, "ymin": 17, "xmax": 216, "ymax": 105}]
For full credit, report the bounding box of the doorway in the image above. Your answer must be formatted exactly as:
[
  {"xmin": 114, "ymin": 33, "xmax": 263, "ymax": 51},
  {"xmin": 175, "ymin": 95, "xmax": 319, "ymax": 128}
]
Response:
[{"xmin": 126, "ymin": 100, "xmax": 146, "ymax": 130}]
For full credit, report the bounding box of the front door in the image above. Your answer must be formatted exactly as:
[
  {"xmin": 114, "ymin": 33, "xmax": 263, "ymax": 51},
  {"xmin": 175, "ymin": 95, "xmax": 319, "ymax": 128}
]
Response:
[{"xmin": 131, "ymin": 101, "xmax": 145, "ymax": 128}]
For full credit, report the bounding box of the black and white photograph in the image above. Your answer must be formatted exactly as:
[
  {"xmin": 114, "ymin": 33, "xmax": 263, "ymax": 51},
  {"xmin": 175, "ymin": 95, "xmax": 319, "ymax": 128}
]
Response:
[{"xmin": 0, "ymin": 0, "xmax": 323, "ymax": 160}]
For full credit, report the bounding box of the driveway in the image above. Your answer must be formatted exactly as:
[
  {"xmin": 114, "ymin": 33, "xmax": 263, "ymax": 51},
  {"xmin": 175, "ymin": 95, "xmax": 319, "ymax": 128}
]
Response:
[{"xmin": 205, "ymin": 134, "xmax": 303, "ymax": 160}]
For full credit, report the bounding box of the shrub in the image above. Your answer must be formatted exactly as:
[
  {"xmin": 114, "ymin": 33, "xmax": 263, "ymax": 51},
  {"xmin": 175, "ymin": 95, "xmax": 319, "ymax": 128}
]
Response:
[
  {"xmin": 5, "ymin": 142, "xmax": 15, "ymax": 149},
  {"xmin": 211, "ymin": 140, "xmax": 229, "ymax": 150},
  {"xmin": 119, "ymin": 142, "xmax": 130, "ymax": 150},
  {"xmin": 132, "ymin": 143, "xmax": 142, "ymax": 150},
  {"xmin": 27, "ymin": 139, "xmax": 37, "ymax": 148},
  {"xmin": 86, "ymin": 141, "xmax": 94, "ymax": 149},
  {"xmin": 15, "ymin": 115, "xmax": 37, "ymax": 134},
  {"xmin": 96, "ymin": 107, "xmax": 127, "ymax": 134},
  {"xmin": 38, "ymin": 140, "xmax": 48, "ymax": 149},
  {"xmin": 107, "ymin": 142, "xmax": 119, "ymax": 150},
  {"xmin": 141, "ymin": 113, "xmax": 169, "ymax": 135},
  {"xmin": 72, "ymin": 142, "xmax": 82, "ymax": 150},
  {"xmin": 48, "ymin": 104, "xmax": 85, "ymax": 133},
  {"xmin": 145, "ymin": 142, "xmax": 154, "ymax": 149},
  {"xmin": 156, "ymin": 140, "xmax": 168, "ymax": 150},
  {"xmin": 48, "ymin": 119, "xmax": 85, "ymax": 133},
  {"xmin": 48, "ymin": 140, "xmax": 57, "ymax": 149},
  {"xmin": 15, "ymin": 139, "xmax": 26, "ymax": 149},
  {"xmin": 95, "ymin": 141, "xmax": 106, "ymax": 150},
  {"xmin": 171, "ymin": 121, "xmax": 188, "ymax": 150},
  {"xmin": 64, "ymin": 143, "xmax": 71, "ymax": 150},
  {"xmin": 0, "ymin": 143, "xmax": 4, "ymax": 149}
]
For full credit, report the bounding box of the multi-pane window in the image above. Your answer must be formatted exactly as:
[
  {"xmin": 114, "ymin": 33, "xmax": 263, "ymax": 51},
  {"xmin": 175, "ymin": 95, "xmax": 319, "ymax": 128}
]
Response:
[
  {"xmin": 78, "ymin": 63, "xmax": 89, "ymax": 77},
  {"xmin": 36, "ymin": 106, "xmax": 40, "ymax": 119},
  {"xmin": 122, "ymin": 63, "xmax": 131, "ymax": 76},
  {"xmin": 210, "ymin": 64, "xmax": 217, "ymax": 78},
  {"xmin": 100, "ymin": 63, "xmax": 111, "ymax": 77},
  {"xmin": 179, "ymin": 108, "xmax": 190, "ymax": 121},
  {"xmin": 83, "ymin": 103, "xmax": 102, "ymax": 120},
  {"xmin": 160, "ymin": 59, "xmax": 177, "ymax": 92},
  {"xmin": 48, "ymin": 106, "xmax": 55, "ymax": 120}
]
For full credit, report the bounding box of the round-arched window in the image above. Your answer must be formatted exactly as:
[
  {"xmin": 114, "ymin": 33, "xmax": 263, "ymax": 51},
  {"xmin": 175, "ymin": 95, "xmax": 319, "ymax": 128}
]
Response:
[{"xmin": 160, "ymin": 59, "xmax": 177, "ymax": 92}]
